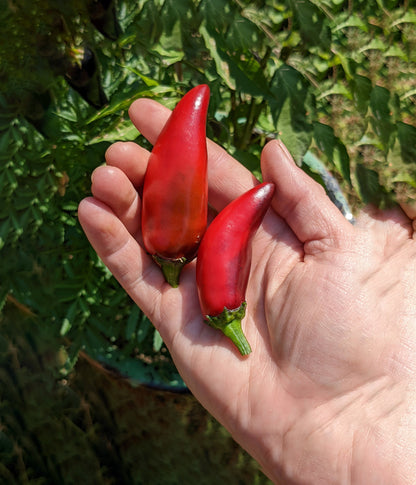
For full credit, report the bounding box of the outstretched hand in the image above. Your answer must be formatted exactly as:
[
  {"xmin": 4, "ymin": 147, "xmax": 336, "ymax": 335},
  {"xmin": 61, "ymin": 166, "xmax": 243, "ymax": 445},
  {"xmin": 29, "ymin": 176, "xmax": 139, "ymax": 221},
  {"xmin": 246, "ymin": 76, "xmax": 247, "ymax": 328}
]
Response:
[{"xmin": 78, "ymin": 97, "xmax": 416, "ymax": 484}]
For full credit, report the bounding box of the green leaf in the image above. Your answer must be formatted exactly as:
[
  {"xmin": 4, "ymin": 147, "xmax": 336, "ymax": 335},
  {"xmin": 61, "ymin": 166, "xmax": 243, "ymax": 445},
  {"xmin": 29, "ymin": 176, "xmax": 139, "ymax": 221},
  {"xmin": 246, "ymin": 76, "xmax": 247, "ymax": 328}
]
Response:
[
  {"xmin": 153, "ymin": 329, "xmax": 163, "ymax": 352},
  {"xmin": 0, "ymin": 286, "xmax": 8, "ymax": 314},
  {"xmin": 0, "ymin": 129, "xmax": 10, "ymax": 154},
  {"xmin": 225, "ymin": 13, "xmax": 262, "ymax": 53},
  {"xmin": 53, "ymin": 104, "xmax": 79, "ymax": 123},
  {"xmin": 125, "ymin": 305, "xmax": 141, "ymax": 340},
  {"xmin": 198, "ymin": 0, "xmax": 235, "ymax": 33},
  {"xmin": 384, "ymin": 45, "xmax": 408, "ymax": 61},
  {"xmin": 359, "ymin": 38, "xmax": 386, "ymax": 53},
  {"xmin": 200, "ymin": 23, "xmax": 235, "ymax": 90},
  {"xmin": 61, "ymin": 202, "xmax": 79, "ymax": 211},
  {"xmin": 151, "ymin": 45, "xmax": 184, "ymax": 64},
  {"xmin": 133, "ymin": 0, "xmax": 163, "ymax": 44},
  {"xmin": 401, "ymin": 89, "xmax": 416, "ymax": 101},
  {"xmin": 392, "ymin": 171, "xmax": 416, "ymax": 188},
  {"xmin": 397, "ymin": 122, "xmax": 416, "ymax": 165},
  {"xmin": 0, "ymin": 219, "xmax": 10, "ymax": 250},
  {"xmin": 332, "ymin": 51, "xmax": 354, "ymax": 80},
  {"xmin": 269, "ymin": 65, "xmax": 314, "ymax": 164},
  {"xmin": 318, "ymin": 82, "xmax": 353, "ymax": 100},
  {"xmin": 355, "ymin": 163, "xmax": 381, "ymax": 202},
  {"xmin": 233, "ymin": 149, "xmax": 261, "ymax": 179},
  {"xmin": 313, "ymin": 122, "xmax": 351, "ymax": 185},
  {"xmin": 62, "ymin": 337, "xmax": 84, "ymax": 375},
  {"xmin": 351, "ymin": 74, "xmax": 372, "ymax": 115},
  {"xmin": 136, "ymin": 313, "xmax": 151, "ymax": 344},
  {"xmin": 158, "ymin": 0, "xmax": 195, "ymax": 58},
  {"xmin": 333, "ymin": 14, "xmax": 369, "ymax": 32},
  {"xmin": 86, "ymin": 84, "xmax": 173, "ymax": 123},
  {"xmin": 60, "ymin": 301, "xmax": 78, "ymax": 336},
  {"xmin": 277, "ymin": 101, "xmax": 313, "ymax": 164},
  {"xmin": 370, "ymin": 85, "xmax": 397, "ymax": 150},
  {"xmin": 391, "ymin": 11, "xmax": 416, "ymax": 27},
  {"xmin": 131, "ymin": 71, "xmax": 160, "ymax": 87},
  {"xmin": 288, "ymin": 0, "xmax": 331, "ymax": 48},
  {"xmin": 200, "ymin": 23, "xmax": 272, "ymax": 98},
  {"xmin": 87, "ymin": 118, "xmax": 140, "ymax": 144},
  {"xmin": 355, "ymin": 162, "xmax": 392, "ymax": 207}
]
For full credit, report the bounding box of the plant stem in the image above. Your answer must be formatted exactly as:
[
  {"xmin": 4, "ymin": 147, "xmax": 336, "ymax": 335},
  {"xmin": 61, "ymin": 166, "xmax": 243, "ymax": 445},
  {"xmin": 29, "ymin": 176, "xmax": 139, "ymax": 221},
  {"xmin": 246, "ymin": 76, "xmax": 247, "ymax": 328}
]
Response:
[{"xmin": 152, "ymin": 255, "xmax": 187, "ymax": 288}]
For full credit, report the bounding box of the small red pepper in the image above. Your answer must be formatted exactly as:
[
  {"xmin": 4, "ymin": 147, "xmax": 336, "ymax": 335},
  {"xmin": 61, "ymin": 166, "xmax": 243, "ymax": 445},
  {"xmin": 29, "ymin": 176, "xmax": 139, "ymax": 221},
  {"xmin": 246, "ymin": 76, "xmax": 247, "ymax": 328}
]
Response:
[
  {"xmin": 141, "ymin": 84, "xmax": 210, "ymax": 287},
  {"xmin": 196, "ymin": 182, "xmax": 275, "ymax": 356}
]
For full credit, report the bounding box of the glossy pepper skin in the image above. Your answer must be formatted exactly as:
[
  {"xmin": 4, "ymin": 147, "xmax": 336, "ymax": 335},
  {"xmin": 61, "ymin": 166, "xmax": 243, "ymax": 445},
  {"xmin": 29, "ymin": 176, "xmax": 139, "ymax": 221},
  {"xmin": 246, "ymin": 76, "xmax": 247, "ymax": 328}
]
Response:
[
  {"xmin": 141, "ymin": 84, "xmax": 210, "ymax": 287},
  {"xmin": 196, "ymin": 182, "xmax": 275, "ymax": 356}
]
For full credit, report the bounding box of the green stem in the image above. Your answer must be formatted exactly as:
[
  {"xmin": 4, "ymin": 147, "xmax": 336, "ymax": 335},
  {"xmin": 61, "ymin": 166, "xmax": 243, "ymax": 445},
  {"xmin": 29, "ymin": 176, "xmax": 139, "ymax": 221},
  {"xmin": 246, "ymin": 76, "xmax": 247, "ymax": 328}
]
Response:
[
  {"xmin": 152, "ymin": 255, "xmax": 187, "ymax": 288},
  {"xmin": 240, "ymin": 97, "xmax": 257, "ymax": 150},
  {"xmin": 222, "ymin": 318, "xmax": 252, "ymax": 356},
  {"xmin": 206, "ymin": 302, "xmax": 251, "ymax": 356}
]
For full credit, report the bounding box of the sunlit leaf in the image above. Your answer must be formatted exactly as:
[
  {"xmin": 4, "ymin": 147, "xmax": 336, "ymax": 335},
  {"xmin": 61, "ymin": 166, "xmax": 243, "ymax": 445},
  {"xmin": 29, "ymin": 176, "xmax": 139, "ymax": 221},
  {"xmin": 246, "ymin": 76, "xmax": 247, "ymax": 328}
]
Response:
[
  {"xmin": 384, "ymin": 45, "xmax": 408, "ymax": 61},
  {"xmin": 313, "ymin": 122, "xmax": 351, "ymax": 185},
  {"xmin": 60, "ymin": 301, "xmax": 78, "ymax": 336},
  {"xmin": 200, "ymin": 22, "xmax": 272, "ymax": 98},
  {"xmin": 200, "ymin": 23, "xmax": 235, "ymax": 90},
  {"xmin": 269, "ymin": 65, "xmax": 314, "ymax": 164},
  {"xmin": 86, "ymin": 84, "xmax": 173, "ymax": 123},
  {"xmin": 333, "ymin": 14, "xmax": 369, "ymax": 32},
  {"xmin": 153, "ymin": 329, "xmax": 164, "ymax": 352},
  {"xmin": 391, "ymin": 11, "xmax": 416, "ymax": 27},
  {"xmin": 87, "ymin": 119, "xmax": 139, "ymax": 144},
  {"xmin": 359, "ymin": 38, "xmax": 386, "ymax": 53},
  {"xmin": 318, "ymin": 82, "xmax": 353, "ymax": 100}
]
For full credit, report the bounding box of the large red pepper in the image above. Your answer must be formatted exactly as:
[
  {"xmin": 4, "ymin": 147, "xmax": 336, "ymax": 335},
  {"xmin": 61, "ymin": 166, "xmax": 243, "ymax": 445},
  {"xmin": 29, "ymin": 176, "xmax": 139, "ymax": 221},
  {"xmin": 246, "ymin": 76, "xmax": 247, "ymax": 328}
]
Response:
[
  {"xmin": 141, "ymin": 84, "xmax": 210, "ymax": 287},
  {"xmin": 196, "ymin": 182, "xmax": 275, "ymax": 355}
]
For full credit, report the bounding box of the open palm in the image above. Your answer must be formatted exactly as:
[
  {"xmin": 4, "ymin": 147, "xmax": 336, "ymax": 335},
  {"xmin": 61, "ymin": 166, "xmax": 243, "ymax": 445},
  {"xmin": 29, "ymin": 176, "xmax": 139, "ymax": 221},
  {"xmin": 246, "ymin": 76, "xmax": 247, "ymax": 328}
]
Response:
[{"xmin": 78, "ymin": 97, "xmax": 416, "ymax": 484}]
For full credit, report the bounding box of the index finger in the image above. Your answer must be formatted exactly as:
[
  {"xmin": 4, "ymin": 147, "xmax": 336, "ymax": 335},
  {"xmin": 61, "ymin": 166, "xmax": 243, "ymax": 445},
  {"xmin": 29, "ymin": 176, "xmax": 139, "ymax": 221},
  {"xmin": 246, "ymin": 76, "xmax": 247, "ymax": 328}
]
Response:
[{"xmin": 128, "ymin": 97, "xmax": 258, "ymax": 210}]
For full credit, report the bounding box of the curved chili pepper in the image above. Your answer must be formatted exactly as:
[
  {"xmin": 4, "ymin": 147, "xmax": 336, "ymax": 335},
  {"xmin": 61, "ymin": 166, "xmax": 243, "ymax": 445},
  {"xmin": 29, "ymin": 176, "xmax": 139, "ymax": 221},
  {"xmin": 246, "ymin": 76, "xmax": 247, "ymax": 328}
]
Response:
[
  {"xmin": 141, "ymin": 84, "xmax": 210, "ymax": 287},
  {"xmin": 196, "ymin": 182, "xmax": 275, "ymax": 356}
]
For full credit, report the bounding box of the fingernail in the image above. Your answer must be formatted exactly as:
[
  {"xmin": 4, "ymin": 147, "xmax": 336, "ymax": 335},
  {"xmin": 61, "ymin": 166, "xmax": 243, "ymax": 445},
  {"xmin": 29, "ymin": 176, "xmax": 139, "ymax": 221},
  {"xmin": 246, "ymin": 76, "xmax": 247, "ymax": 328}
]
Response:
[{"xmin": 275, "ymin": 139, "xmax": 295, "ymax": 165}]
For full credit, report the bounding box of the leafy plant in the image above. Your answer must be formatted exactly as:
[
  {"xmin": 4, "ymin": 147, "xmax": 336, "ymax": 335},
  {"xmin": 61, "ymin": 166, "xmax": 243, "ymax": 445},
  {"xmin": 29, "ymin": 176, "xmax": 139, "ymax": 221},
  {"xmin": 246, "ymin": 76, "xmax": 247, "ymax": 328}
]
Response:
[
  {"xmin": 0, "ymin": 303, "xmax": 271, "ymax": 484},
  {"xmin": 1, "ymin": 0, "xmax": 415, "ymax": 392}
]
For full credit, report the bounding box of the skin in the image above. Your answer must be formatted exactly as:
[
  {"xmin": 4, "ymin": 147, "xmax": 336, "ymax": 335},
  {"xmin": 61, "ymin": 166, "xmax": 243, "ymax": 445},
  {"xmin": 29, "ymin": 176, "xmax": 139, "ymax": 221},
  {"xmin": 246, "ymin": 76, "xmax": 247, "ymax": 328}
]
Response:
[{"xmin": 78, "ymin": 97, "xmax": 416, "ymax": 484}]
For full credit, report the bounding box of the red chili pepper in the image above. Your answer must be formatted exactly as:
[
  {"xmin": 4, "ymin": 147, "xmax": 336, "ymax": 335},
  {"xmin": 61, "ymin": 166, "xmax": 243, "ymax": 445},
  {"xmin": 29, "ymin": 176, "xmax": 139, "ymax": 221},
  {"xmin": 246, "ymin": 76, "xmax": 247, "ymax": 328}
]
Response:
[
  {"xmin": 196, "ymin": 182, "xmax": 275, "ymax": 356},
  {"xmin": 141, "ymin": 84, "xmax": 210, "ymax": 287}
]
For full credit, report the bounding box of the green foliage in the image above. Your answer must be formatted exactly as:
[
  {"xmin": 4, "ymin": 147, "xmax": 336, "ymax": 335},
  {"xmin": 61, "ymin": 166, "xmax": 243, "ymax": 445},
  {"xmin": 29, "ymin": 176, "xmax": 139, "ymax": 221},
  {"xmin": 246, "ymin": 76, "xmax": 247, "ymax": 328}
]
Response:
[
  {"xmin": 0, "ymin": 0, "xmax": 415, "ymax": 392},
  {"xmin": 0, "ymin": 304, "xmax": 271, "ymax": 484}
]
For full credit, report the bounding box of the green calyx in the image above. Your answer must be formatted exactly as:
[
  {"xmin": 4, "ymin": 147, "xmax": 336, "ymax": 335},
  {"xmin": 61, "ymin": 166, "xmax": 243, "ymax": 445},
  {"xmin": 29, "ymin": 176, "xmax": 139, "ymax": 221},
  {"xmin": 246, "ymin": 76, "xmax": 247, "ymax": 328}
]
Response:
[
  {"xmin": 152, "ymin": 255, "xmax": 188, "ymax": 288},
  {"xmin": 206, "ymin": 302, "xmax": 251, "ymax": 356}
]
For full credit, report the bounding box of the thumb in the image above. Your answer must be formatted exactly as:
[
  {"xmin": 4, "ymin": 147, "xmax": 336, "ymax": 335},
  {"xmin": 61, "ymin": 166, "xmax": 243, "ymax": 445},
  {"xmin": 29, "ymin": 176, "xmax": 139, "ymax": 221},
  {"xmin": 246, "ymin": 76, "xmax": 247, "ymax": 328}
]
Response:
[{"xmin": 261, "ymin": 140, "xmax": 353, "ymax": 250}]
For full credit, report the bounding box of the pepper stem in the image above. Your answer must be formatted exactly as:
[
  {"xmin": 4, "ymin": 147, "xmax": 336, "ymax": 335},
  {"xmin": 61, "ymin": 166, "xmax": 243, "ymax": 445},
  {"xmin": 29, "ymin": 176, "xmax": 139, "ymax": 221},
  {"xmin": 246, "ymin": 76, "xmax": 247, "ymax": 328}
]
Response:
[
  {"xmin": 152, "ymin": 255, "xmax": 188, "ymax": 288},
  {"xmin": 206, "ymin": 302, "xmax": 251, "ymax": 356},
  {"xmin": 221, "ymin": 318, "xmax": 252, "ymax": 356}
]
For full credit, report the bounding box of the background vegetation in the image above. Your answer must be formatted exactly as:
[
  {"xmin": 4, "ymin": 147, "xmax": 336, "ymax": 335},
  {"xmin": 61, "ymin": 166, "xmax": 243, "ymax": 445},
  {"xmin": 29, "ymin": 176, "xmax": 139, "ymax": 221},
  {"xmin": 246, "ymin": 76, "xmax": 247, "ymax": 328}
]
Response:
[{"xmin": 0, "ymin": 0, "xmax": 415, "ymax": 482}]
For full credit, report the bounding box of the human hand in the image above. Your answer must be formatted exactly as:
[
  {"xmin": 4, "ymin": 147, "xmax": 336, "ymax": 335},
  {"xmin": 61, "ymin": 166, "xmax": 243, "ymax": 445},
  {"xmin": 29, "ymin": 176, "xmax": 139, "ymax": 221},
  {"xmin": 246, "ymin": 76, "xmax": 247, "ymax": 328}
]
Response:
[{"xmin": 78, "ymin": 97, "xmax": 416, "ymax": 484}]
